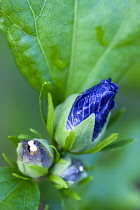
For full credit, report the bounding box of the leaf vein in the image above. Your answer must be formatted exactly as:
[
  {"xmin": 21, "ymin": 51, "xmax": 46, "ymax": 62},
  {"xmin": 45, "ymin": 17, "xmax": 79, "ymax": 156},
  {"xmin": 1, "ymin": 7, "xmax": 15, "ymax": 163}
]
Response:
[
  {"xmin": 0, "ymin": 181, "xmax": 23, "ymax": 204},
  {"xmin": 26, "ymin": 0, "xmax": 53, "ymax": 82},
  {"xmin": 0, "ymin": 10, "xmax": 35, "ymax": 38},
  {"xmin": 81, "ymin": 4, "xmax": 136, "ymax": 91},
  {"xmin": 36, "ymin": 0, "xmax": 47, "ymax": 21}
]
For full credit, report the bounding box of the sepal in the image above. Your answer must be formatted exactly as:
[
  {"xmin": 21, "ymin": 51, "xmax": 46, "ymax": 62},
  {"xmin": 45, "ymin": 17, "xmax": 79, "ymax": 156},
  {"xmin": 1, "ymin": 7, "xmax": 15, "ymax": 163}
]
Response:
[
  {"xmin": 54, "ymin": 94, "xmax": 108, "ymax": 153},
  {"xmin": 74, "ymin": 133, "xmax": 118, "ymax": 154},
  {"xmin": 101, "ymin": 138, "xmax": 136, "ymax": 151}
]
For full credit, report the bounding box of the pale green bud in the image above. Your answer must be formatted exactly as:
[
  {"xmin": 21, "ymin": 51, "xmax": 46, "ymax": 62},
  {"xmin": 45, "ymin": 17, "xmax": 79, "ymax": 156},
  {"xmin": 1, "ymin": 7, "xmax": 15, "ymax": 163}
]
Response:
[
  {"xmin": 54, "ymin": 94, "xmax": 107, "ymax": 153},
  {"xmin": 17, "ymin": 139, "xmax": 54, "ymax": 178},
  {"xmin": 51, "ymin": 156, "xmax": 87, "ymax": 186}
]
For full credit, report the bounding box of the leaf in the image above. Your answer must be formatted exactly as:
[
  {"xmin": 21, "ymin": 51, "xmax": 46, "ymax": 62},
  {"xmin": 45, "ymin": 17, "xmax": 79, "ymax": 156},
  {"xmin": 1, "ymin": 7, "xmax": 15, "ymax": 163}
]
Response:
[
  {"xmin": 0, "ymin": 167, "xmax": 40, "ymax": 210},
  {"xmin": 56, "ymin": 159, "xmax": 68, "ymax": 164},
  {"xmin": 78, "ymin": 176, "xmax": 93, "ymax": 186},
  {"xmin": 102, "ymin": 138, "xmax": 136, "ymax": 151},
  {"xmin": 2, "ymin": 153, "xmax": 17, "ymax": 169},
  {"xmin": 61, "ymin": 188, "xmax": 81, "ymax": 200},
  {"xmin": 47, "ymin": 93, "xmax": 54, "ymax": 140},
  {"xmin": 28, "ymin": 165, "xmax": 48, "ymax": 176},
  {"xmin": 12, "ymin": 173, "xmax": 30, "ymax": 180},
  {"xmin": 9, "ymin": 134, "xmax": 31, "ymax": 147},
  {"xmin": 85, "ymin": 164, "xmax": 96, "ymax": 171},
  {"xmin": 76, "ymin": 133, "xmax": 118, "ymax": 154},
  {"xmin": 107, "ymin": 108, "xmax": 125, "ymax": 129},
  {"xmin": 44, "ymin": 205, "xmax": 50, "ymax": 210},
  {"xmin": 63, "ymin": 131, "xmax": 76, "ymax": 151},
  {"xmin": 1, "ymin": 1, "xmax": 140, "ymax": 102},
  {"xmin": 39, "ymin": 83, "xmax": 54, "ymax": 141},
  {"xmin": 39, "ymin": 82, "xmax": 51, "ymax": 127},
  {"xmin": 30, "ymin": 128, "xmax": 44, "ymax": 139},
  {"xmin": 48, "ymin": 145, "xmax": 60, "ymax": 162},
  {"xmin": 18, "ymin": 134, "xmax": 31, "ymax": 140},
  {"xmin": 8, "ymin": 136, "xmax": 21, "ymax": 147},
  {"xmin": 48, "ymin": 174, "xmax": 68, "ymax": 189}
]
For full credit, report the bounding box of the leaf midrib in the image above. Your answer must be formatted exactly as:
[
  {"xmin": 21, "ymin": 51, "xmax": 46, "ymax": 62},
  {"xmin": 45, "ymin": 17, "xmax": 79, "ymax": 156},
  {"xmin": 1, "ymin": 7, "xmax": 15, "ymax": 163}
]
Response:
[{"xmin": 65, "ymin": 0, "xmax": 78, "ymax": 97}]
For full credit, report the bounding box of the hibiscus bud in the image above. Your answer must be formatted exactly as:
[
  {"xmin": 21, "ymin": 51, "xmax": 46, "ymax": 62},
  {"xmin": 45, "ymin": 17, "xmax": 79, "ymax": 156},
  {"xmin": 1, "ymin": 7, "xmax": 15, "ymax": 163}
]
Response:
[
  {"xmin": 54, "ymin": 78, "xmax": 119, "ymax": 153},
  {"xmin": 51, "ymin": 156, "xmax": 87, "ymax": 185},
  {"xmin": 17, "ymin": 139, "xmax": 54, "ymax": 178}
]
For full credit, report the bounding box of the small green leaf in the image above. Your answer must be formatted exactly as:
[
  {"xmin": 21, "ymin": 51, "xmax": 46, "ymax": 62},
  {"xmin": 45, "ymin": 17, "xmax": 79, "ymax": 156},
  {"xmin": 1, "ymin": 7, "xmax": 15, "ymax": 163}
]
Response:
[
  {"xmin": 12, "ymin": 173, "xmax": 30, "ymax": 180},
  {"xmin": 49, "ymin": 174, "xmax": 68, "ymax": 189},
  {"xmin": 18, "ymin": 134, "xmax": 31, "ymax": 140},
  {"xmin": 0, "ymin": 167, "xmax": 40, "ymax": 209},
  {"xmin": 44, "ymin": 205, "xmax": 50, "ymax": 210},
  {"xmin": 30, "ymin": 128, "xmax": 44, "ymax": 139},
  {"xmin": 39, "ymin": 83, "xmax": 55, "ymax": 141},
  {"xmin": 78, "ymin": 176, "xmax": 93, "ymax": 185},
  {"xmin": 57, "ymin": 159, "xmax": 68, "ymax": 164},
  {"xmin": 55, "ymin": 184, "xmax": 66, "ymax": 190},
  {"xmin": 48, "ymin": 145, "xmax": 60, "ymax": 162},
  {"xmin": 102, "ymin": 138, "xmax": 136, "ymax": 151},
  {"xmin": 2, "ymin": 153, "xmax": 17, "ymax": 168},
  {"xmin": 39, "ymin": 82, "xmax": 52, "ymax": 127},
  {"xmin": 63, "ymin": 131, "xmax": 76, "ymax": 151},
  {"xmin": 85, "ymin": 164, "xmax": 96, "ymax": 171},
  {"xmin": 28, "ymin": 165, "xmax": 48, "ymax": 176},
  {"xmin": 47, "ymin": 93, "xmax": 54, "ymax": 140},
  {"xmin": 61, "ymin": 188, "xmax": 81, "ymax": 200},
  {"xmin": 8, "ymin": 136, "xmax": 21, "ymax": 147},
  {"xmin": 76, "ymin": 133, "xmax": 118, "ymax": 154},
  {"xmin": 9, "ymin": 134, "xmax": 31, "ymax": 147},
  {"xmin": 107, "ymin": 108, "xmax": 125, "ymax": 129}
]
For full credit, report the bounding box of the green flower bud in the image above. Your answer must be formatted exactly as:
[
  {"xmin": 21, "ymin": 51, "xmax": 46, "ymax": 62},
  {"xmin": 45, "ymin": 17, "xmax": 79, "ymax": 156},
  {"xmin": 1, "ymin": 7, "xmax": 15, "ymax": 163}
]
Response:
[
  {"xmin": 51, "ymin": 156, "xmax": 87, "ymax": 186},
  {"xmin": 17, "ymin": 139, "xmax": 54, "ymax": 178},
  {"xmin": 54, "ymin": 94, "xmax": 106, "ymax": 153},
  {"xmin": 54, "ymin": 79, "xmax": 118, "ymax": 153}
]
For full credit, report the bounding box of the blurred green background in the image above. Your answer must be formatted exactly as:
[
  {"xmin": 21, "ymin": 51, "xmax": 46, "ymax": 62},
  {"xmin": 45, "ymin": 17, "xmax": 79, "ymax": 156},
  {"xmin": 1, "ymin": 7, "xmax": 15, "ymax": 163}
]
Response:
[{"xmin": 0, "ymin": 30, "xmax": 140, "ymax": 210}]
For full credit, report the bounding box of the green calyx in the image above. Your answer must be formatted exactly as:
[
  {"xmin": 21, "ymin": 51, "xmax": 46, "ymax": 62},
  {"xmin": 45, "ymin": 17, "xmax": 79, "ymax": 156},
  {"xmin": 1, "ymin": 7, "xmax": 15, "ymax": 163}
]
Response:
[{"xmin": 54, "ymin": 94, "xmax": 109, "ymax": 153}]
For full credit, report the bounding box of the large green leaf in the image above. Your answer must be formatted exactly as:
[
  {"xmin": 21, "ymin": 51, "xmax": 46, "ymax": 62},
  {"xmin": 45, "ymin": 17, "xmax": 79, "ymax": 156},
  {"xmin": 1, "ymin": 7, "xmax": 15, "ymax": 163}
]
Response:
[
  {"xmin": 0, "ymin": 0, "xmax": 140, "ymax": 102},
  {"xmin": 0, "ymin": 167, "xmax": 40, "ymax": 210}
]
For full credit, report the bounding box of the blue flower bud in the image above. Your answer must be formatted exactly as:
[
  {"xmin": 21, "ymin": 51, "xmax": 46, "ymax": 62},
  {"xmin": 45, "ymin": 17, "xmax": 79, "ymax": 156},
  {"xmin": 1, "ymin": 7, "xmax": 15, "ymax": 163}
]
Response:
[
  {"xmin": 54, "ymin": 78, "xmax": 119, "ymax": 153},
  {"xmin": 51, "ymin": 156, "xmax": 87, "ymax": 185},
  {"xmin": 17, "ymin": 139, "xmax": 54, "ymax": 178},
  {"xmin": 66, "ymin": 78, "xmax": 119, "ymax": 141}
]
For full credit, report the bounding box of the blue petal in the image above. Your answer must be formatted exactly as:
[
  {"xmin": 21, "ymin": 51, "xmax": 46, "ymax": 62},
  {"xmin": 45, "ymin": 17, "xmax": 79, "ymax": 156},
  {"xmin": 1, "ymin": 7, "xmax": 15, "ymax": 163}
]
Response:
[{"xmin": 66, "ymin": 78, "xmax": 119, "ymax": 141}]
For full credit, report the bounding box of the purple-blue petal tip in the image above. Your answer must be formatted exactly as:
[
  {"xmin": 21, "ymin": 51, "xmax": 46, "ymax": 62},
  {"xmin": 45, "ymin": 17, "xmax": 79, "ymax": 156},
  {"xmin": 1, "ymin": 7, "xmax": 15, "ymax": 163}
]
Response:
[{"xmin": 66, "ymin": 78, "xmax": 119, "ymax": 141}]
